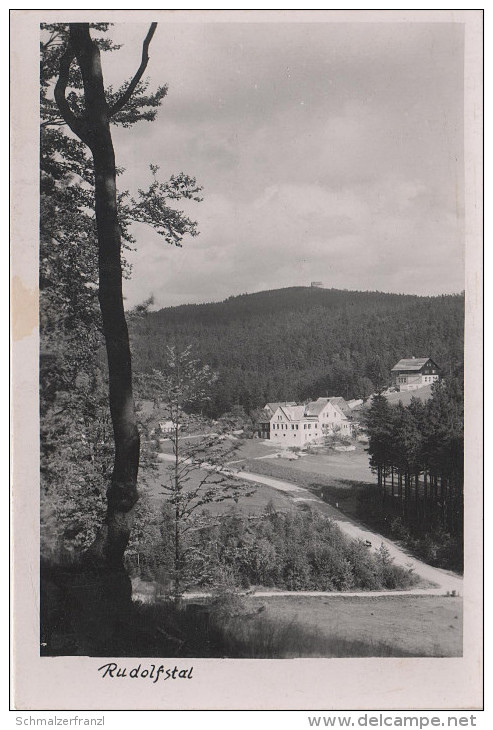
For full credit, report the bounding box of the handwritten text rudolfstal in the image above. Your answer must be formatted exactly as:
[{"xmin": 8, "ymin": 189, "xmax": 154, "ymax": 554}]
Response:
[{"xmin": 97, "ymin": 663, "xmax": 193, "ymax": 683}]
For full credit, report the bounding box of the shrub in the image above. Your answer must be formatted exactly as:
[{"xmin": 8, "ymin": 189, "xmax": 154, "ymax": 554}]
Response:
[{"xmin": 140, "ymin": 506, "xmax": 419, "ymax": 593}]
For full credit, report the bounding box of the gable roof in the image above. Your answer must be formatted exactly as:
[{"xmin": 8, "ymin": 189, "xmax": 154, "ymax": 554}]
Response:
[
  {"xmin": 391, "ymin": 358, "xmax": 440, "ymax": 372},
  {"xmin": 304, "ymin": 398, "xmax": 332, "ymax": 417},
  {"xmin": 304, "ymin": 397, "xmax": 350, "ymax": 419},
  {"xmin": 278, "ymin": 405, "xmax": 306, "ymax": 421},
  {"xmin": 328, "ymin": 397, "xmax": 352, "ymax": 418}
]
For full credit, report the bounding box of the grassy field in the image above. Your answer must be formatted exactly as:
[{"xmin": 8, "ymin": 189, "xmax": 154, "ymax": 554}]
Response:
[
  {"xmin": 238, "ymin": 441, "xmax": 375, "ymax": 482},
  {"xmin": 239, "ymin": 454, "xmax": 371, "ymax": 518},
  {"xmin": 143, "ymin": 458, "xmax": 298, "ymax": 515},
  {"xmin": 243, "ymin": 593, "xmax": 463, "ymax": 657},
  {"xmin": 149, "ymin": 437, "xmax": 374, "ymax": 518}
]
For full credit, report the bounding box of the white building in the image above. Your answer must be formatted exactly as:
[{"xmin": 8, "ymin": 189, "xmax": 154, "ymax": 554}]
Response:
[{"xmin": 268, "ymin": 398, "xmax": 351, "ymax": 446}]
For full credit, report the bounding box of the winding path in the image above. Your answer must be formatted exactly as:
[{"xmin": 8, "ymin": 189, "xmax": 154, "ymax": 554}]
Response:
[{"xmin": 158, "ymin": 453, "xmax": 463, "ymax": 597}]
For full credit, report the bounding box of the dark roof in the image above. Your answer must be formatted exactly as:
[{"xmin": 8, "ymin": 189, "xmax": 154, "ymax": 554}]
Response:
[{"xmin": 391, "ymin": 358, "xmax": 440, "ymax": 372}]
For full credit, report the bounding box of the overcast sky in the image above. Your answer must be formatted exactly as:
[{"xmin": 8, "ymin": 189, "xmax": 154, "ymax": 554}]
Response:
[{"xmin": 101, "ymin": 21, "xmax": 464, "ymax": 309}]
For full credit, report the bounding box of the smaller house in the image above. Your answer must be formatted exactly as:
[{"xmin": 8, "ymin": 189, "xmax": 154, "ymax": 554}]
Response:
[{"xmin": 391, "ymin": 357, "xmax": 441, "ymax": 392}]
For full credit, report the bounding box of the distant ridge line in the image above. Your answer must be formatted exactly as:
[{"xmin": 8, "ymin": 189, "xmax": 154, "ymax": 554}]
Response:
[{"xmin": 149, "ymin": 286, "xmax": 464, "ymax": 315}]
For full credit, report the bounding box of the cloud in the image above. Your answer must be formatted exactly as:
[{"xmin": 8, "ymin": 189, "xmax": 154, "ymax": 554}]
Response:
[{"xmin": 106, "ymin": 21, "xmax": 464, "ymax": 307}]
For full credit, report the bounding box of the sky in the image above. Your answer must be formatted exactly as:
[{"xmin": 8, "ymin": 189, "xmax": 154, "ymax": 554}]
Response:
[{"xmin": 100, "ymin": 20, "xmax": 465, "ymax": 309}]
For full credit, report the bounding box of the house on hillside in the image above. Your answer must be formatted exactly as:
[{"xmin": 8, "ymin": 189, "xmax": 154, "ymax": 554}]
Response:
[
  {"xmin": 391, "ymin": 357, "xmax": 441, "ymax": 392},
  {"xmin": 268, "ymin": 398, "xmax": 352, "ymax": 445},
  {"xmin": 304, "ymin": 398, "xmax": 352, "ymax": 437}
]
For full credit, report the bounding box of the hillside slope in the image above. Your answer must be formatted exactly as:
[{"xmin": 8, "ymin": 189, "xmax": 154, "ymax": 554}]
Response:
[{"xmin": 131, "ymin": 287, "xmax": 464, "ymax": 417}]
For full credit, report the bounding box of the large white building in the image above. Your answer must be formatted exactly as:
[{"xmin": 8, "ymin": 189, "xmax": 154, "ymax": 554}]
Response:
[{"xmin": 267, "ymin": 398, "xmax": 352, "ymax": 446}]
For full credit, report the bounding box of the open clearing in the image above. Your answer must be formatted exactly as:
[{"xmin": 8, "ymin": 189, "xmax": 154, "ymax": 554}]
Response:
[
  {"xmin": 144, "ymin": 435, "xmax": 463, "ymax": 656},
  {"xmin": 144, "ymin": 457, "xmax": 298, "ymax": 515},
  {"xmin": 243, "ymin": 593, "xmax": 462, "ymax": 657},
  {"xmin": 235, "ymin": 439, "xmax": 375, "ymax": 483}
]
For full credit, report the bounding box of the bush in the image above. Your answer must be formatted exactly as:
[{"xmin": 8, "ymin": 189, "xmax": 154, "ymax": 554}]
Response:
[{"xmin": 138, "ymin": 506, "xmax": 419, "ymax": 593}]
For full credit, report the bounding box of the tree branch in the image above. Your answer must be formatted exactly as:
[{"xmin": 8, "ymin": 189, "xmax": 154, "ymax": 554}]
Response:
[
  {"xmin": 54, "ymin": 44, "xmax": 88, "ymax": 142},
  {"xmin": 108, "ymin": 22, "xmax": 157, "ymax": 118}
]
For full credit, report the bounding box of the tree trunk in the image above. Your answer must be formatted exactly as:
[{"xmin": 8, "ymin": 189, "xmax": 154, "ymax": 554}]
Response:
[
  {"xmin": 68, "ymin": 24, "xmax": 140, "ymax": 566},
  {"xmin": 423, "ymin": 470, "xmax": 428, "ymax": 523},
  {"xmin": 174, "ymin": 423, "xmax": 182, "ymax": 603}
]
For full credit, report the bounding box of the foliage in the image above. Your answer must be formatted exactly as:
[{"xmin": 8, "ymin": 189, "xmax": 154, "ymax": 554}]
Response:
[
  {"xmin": 129, "ymin": 287, "xmax": 464, "ymax": 417},
  {"xmin": 39, "ymin": 24, "xmax": 202, "ymax": 559},
  {"xmin": 364, "ymin": 379, "xmax": 464, "ymax": 570},
  {"xmin": 135, "ymin": 347, "xmax": 254, "ymax": 599},
  {"xmin": 132, "ymin": 506, "xmax": 418, "ymax": 593}
]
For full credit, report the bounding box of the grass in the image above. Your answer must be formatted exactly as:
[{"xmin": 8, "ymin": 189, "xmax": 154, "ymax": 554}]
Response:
[
  {"xmin": 241, "ymin": 456, "xmax": 368, "ymax": 504},
  {"xmin": 207, "ymin": 610, "xmax": 417, "ymax": 658},
  {"xmin": 61, "ymin": 595, "xmax": 421, "ymax": 657},
  {"xmin": 41, "ymin": 570, "xmax": 461, "ymax": 657},
  {"xmin": 144, "ymin": 458, "xmax": 298, "ymax": 516},
  {"xmin": 242, "ymin": 594, "xmax": 463, "ymax": 657}
]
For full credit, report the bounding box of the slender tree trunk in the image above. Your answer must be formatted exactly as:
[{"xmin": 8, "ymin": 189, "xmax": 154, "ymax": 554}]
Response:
[
  {"xmin": 64, "ymin": 25, "xmax": 141, "ymax": 566},
  {"xmin": 423, "ymin": 470, "xmax": 428, "ymax": 523},
  {"xmin": 174, "ymin": 423, "xmax": 182, "ymax": 602}
]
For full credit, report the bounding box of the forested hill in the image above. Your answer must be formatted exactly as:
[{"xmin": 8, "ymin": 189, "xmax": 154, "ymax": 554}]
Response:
[{"xmin": 130, "ymin": 287, "xmax": 464, "ymax": 418}]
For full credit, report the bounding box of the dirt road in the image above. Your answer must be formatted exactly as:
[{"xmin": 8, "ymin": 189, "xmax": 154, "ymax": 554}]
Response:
[
  {"xmin": 238, "ymin": 468, "xmax": 463, "ymax": 596},
  {"xmin": 157, "ymin": 452, "xmax": 463, "ymax": 596}
]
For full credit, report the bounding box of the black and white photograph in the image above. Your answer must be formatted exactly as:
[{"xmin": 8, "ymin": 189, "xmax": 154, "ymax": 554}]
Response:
[{"xmin": 11, "ymin": 8, "xmax": 483, "ymax": 711}]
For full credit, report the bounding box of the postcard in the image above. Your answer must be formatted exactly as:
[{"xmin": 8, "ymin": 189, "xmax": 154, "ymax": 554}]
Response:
[{"xmin": 11, "ymin": 9, "xmax": 483, "ymax": 711}]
